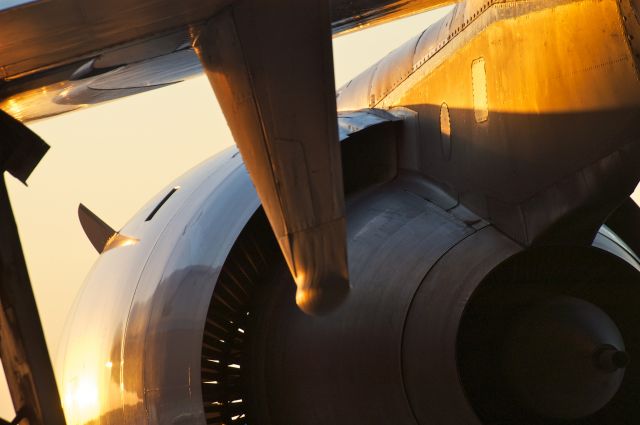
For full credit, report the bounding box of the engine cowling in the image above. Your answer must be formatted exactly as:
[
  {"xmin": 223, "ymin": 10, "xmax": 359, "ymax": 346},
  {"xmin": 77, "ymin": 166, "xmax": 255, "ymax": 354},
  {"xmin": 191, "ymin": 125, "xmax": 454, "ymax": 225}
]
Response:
[
  {"xmin": 204, "ymin": 180, "xmax": 640, "ymax": 425},
  {"xmin": 56, "ymin": 144, "xmax": 640, "ymax": 425}
]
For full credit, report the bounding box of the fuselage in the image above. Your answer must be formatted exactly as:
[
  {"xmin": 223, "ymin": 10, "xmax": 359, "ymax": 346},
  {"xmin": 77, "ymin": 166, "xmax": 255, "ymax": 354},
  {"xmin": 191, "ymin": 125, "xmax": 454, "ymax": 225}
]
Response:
[{"xmin": 338, "ymin": 0, "xmax": 640, "ymax": 244}]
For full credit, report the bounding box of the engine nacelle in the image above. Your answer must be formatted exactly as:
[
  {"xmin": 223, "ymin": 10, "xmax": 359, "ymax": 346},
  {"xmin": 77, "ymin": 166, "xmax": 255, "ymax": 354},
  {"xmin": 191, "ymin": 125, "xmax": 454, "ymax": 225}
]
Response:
[
  {"xmin": 205, "ymin": 176, "xmax": 640, "ymax": 425},
  {"xmin": 56, "ymin": 145, "xmax": 640, "ymax": 425},
  {"xmin": 56, "ymin": 149, "xmax": 260, "ymax": 425}
]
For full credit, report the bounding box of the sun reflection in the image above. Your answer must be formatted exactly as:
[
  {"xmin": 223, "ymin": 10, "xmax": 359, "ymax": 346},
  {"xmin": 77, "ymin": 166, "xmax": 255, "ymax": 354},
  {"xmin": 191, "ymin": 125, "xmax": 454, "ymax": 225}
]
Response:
[
  {"xmin": 103, "ymin": 233, "xmax": 140, "ymax": 252},
  {"xmin": 6, "ymin": 99, "xmax": 22, "ymax": 118},
  {"xmin": 63, "ymin": 376, "xmax": 99, "ymax": 425}
]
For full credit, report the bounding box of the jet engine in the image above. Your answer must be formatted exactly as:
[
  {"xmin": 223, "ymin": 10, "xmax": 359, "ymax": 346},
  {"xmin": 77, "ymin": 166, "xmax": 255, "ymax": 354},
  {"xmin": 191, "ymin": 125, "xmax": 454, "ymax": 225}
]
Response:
[
  {"xmin": 56, "ymin": 136, "xmax": 640, "ymax": 425},
  {"xmin": 200, "ymin": 168, "xmax": 640, "ymax": 425}
]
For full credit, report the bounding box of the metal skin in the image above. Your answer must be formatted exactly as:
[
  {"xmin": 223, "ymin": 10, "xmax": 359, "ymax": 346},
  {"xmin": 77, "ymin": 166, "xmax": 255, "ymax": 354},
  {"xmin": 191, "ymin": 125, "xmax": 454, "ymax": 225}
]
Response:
[
  {"xmin": 56, "ymin": 148, "xmax": 260, "ymax": 425},
  {"xmin": 337, "ymin": 0, "xmax": 640, "ymax": 245},
  {"xmin": 53, "ymin": 0, "xmax": 640, "ymax": 424},
  {"xmin": 0, "ymin": 0, "xmax": 449, "ymax": 78},
  {"xmin": 193, "ymin": 2, "xmax": 349, "ymax": 315}
]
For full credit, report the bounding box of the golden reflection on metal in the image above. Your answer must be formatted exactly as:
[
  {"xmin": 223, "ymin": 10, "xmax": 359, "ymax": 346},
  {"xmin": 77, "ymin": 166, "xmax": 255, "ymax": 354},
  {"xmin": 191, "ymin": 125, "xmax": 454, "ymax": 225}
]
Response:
[
  {"xmin": 102, "ymin": 233, "xmax": 139, "ymax": 253},
  {"xmin": 294, "ymin": 272, "xmax": 308, "ymax": 305},
  {"xmin": 60, "ymin": 346, "xmax": 142, "ymax": 424},
  {"xmin": 0, "ymin": 81, "xmax": 82, "ymax": 122},
  {"xmin": 364, "ymin": 0, "xmax": 640, "ymax": 117},
  {"xmin": 471, "ymin": 57, "xmax": 488, "ymax": 123},
  {"xmin": 440, "ymin": 102, "xmax": 452, "ymax": 160},
  {"xmin": 63, "ymin": 375, "xmax": 99, "ymax": 425},
  {"xmin": 6, "ymin": 99, "xmax": 22, "ymax": 118},
  {"xmin": 441, "ymin": 0, "xmax": 637, "ymax": 160}
]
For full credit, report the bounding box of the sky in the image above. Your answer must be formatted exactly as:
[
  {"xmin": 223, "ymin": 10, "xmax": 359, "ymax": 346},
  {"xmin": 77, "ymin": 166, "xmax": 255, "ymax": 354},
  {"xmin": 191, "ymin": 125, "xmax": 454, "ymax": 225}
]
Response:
[{"xmin": 0, "ymin": 7, "xmax": 454, "ymax": 420}]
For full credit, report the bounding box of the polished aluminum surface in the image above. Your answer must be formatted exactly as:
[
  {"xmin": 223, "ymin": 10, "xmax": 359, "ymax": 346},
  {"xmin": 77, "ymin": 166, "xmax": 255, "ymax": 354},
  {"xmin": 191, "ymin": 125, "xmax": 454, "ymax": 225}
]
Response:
[{"xmin": 56, "ymin": 147, "xmax": 260, "ymax": 425}]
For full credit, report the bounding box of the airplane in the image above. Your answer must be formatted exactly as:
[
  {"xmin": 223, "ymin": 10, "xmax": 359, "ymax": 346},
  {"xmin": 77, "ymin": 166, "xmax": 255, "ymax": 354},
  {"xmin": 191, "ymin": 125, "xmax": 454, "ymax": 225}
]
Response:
[{"xmin": 1, "ymin": 0, "xmax": 640, "ymax": 423}]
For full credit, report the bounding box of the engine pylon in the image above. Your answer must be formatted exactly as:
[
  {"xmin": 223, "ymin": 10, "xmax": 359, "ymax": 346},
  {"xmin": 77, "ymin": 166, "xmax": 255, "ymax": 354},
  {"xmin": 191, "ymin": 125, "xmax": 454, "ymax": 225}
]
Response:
[{"xmin": 192, "ymin": 1, "xmax": 349, "ymax": 315}]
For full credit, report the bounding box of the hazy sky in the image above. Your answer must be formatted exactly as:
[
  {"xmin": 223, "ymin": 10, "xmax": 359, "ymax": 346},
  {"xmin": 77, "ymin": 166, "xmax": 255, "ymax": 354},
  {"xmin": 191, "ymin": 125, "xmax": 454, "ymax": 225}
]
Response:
[{"xmin": 0, "ymin": 7, "xmax": 453, "ymax": 419}]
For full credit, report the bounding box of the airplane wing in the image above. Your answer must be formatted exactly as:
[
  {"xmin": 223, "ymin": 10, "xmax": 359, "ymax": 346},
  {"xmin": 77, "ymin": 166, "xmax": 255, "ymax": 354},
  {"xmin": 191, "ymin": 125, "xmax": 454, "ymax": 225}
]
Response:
[{"xmin": 0, "ymin": 0, "xmax": 453, "ymax": 122}]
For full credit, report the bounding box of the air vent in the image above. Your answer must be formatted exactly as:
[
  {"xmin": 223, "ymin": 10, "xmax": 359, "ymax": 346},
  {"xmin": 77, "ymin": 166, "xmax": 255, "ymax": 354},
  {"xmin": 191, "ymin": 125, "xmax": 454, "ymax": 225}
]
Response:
[{"xmin": 145, "ymin": 186, "xmax": 179, "ymax": 221}]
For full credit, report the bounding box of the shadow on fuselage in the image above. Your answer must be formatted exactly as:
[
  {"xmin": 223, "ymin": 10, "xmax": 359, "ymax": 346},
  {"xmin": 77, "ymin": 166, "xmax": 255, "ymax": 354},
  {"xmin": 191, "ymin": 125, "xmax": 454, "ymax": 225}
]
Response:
[{"xmin": 394, "ymin": 102, "xmax": 640, "ymax": 245}]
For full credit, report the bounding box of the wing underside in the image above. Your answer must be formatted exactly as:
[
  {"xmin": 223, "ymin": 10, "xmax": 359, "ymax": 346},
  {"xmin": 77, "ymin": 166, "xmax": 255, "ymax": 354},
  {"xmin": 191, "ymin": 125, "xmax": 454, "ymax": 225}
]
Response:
[{"xmin": 0, "ymin": 0, "xmax": 453, "ymax": 122}]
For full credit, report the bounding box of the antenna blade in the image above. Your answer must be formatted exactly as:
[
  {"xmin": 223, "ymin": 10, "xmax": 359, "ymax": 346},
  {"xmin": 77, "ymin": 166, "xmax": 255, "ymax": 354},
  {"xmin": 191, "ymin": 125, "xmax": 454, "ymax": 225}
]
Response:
[{"xmin": 78, "ymin": 203, "xmax": 116, "ymax": 253}]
